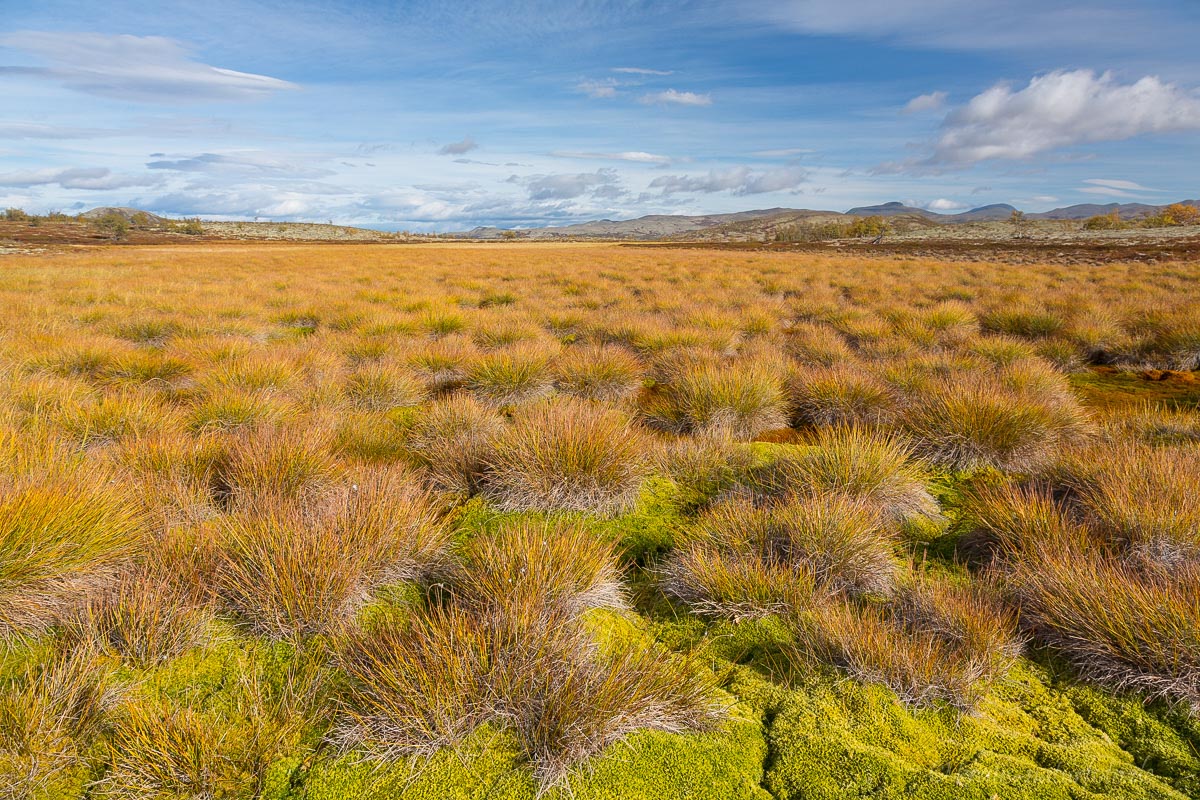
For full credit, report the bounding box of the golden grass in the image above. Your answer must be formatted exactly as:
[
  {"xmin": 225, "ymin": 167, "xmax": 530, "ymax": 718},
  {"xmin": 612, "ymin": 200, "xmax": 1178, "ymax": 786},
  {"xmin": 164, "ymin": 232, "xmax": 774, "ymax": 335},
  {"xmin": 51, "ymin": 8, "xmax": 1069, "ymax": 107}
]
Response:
[{"xmin": 1, "ymin": 241, "xmax": 1199, "ymax": 782}]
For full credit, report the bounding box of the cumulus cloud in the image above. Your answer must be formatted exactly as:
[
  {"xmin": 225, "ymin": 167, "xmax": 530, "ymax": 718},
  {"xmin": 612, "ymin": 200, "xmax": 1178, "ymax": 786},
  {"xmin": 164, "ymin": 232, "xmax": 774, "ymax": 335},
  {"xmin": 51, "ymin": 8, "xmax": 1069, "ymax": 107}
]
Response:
[
  {"xmin": 640, "ymin": 89, "xmax": 712, "ymax": 107},
  {"xmin": 0, "ymin": 32, "xmax": 296, "ymax": 102},
  {"xmin": 438, "ymin": 137, "xmax": 479, "ymax": 155},
  {"xmin": 902, "ymin": 91, "xmax": 947, "ymax": 114},
  {"xmin": 511, "ymin": 169, "xmax": 621, "ymax": 201},
  {"xmin": 927, "ymin": 70, "xmax": 1200, "ymax": 167},
  {"xmin": 649, "ymin": 165, "xmax": 808, "ymax": 195},
  {"xmin": 146, "ymin": 152, "xmax": 335, "ymax": 178},
  {"xmin": 0, "ymin": 167, "xmax": 160, "ymax": 190},
  {"xmin": 924, "ymin": 198, "xmax": 967, "ymax": 211},
  {"xmin": 551, "ymin": 150, "xmax": 672, "ymax": 165}
]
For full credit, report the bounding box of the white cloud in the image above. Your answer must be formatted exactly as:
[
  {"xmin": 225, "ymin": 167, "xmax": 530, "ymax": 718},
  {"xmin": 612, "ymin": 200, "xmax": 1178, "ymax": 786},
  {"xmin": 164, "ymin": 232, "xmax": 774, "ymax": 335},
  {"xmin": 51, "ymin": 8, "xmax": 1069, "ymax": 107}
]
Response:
[
  {"xmin": 925, "ymin": 70, "xmax": 1200, "ymax": 167},
  {"xmin": 0, "ymin": 167, "xmax": 160, "ymax": 190},
  {"xmin": 1082, "ymin": 178, "xmax": 1160, "ymax": 193},
  {"xmin": 1032, "ymin": 195, "xmax": 1059, "ymax": 203},
  {"xmin": 146, "ymin": 152, "xmax": 335, "ymax": 178},
  {"xmin": 902, "ymin": 91, "xmax": 947, "ymax": 114},
  {"xmin": 438, "ymin": 137, "xmax": 479, "ymax": 155},
  {"xmin": 649, "ymin": 165, "xmax": 808, "ymax": 195},
  {"xmin": 640, "ymin": 89, "xmax": 712, "ymax": 107},
  {"xmin": 551, "ymin": 150, "xmax": 672, "ymax": 165},
  {"xmin": 751, "ymin": 1, "xmax": 1192, "ymax": 54},
  {"xmin": 0, "ymin": 32, "xmax": 296, "ymax": 102},
  {"xmin": 511, "ymin": 169, "xmax": 622, "ymax": 201},
  {"xmin": 576, "ymin": 79, "xmax": 620, "ymax": 98},
  {"xmin": 925, "ymin": 198, "xmax": 967, "ymax": 211},
  {"xmin": 612, "ymin": 67, "xmax": 673, "ymax": 76},
  {"xmin": 0, "ymin": 121, "xmax": 108, "ymax": 139},
  {"xmin": 1079, "ymin": 187, "xmax": 1142, "ymax": 199},
  {"xmin": 751, "ymin": 148, "xmax": 814, "ymax": 158}
]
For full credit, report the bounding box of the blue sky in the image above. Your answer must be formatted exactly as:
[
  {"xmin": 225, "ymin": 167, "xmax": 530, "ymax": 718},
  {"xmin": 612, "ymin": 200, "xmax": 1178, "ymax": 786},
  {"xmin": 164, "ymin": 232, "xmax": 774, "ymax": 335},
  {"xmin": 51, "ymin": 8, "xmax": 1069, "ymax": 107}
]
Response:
[{"xmin": 1, "ymin": 1, "xmax": 1198, "ymax": 230}]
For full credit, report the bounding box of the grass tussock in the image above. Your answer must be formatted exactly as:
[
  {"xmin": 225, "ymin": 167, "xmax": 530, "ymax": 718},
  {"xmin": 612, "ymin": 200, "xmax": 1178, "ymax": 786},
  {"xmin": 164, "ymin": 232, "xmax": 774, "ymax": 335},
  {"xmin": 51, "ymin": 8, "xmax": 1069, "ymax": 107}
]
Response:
[
  {"xmin": 336, "ymin": 517, "xmax": 722, "ymax": 790},
  {"xmin": 788, "ymin": 363, "xmax": 895, "ymax": 428},
  {"xmin": 216, "ymin": 469, "xmax": 447, "ymax": 637},
  {"xmin": 406, "ymin": 393, "xmax": 503, "ymax": 494},
  {"xmin": 0, "ymin": 469, "xmax": 143, "ymax": 638},
  {"xmin": 644, "ymin": 357, "xmax": 789, "ymax": 440},
  {"xmin": 1007, "ymin": 552, "xmax": 1200, "ymax": 712},
  {"xmin": 553, "ymin": 343, "xmax": 644, "ymax": 402},
  {"xmin": 484, "ymin": 398, "xmax": 649, "ymax": 515}
]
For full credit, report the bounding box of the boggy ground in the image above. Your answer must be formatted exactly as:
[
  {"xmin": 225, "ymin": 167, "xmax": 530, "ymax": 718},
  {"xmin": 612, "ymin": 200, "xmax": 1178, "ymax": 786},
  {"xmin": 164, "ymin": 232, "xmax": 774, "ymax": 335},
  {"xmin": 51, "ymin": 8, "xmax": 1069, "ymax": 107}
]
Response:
[{"xmin": 1, "ymin": 243, "xmax": 1199, "ymax": 799}]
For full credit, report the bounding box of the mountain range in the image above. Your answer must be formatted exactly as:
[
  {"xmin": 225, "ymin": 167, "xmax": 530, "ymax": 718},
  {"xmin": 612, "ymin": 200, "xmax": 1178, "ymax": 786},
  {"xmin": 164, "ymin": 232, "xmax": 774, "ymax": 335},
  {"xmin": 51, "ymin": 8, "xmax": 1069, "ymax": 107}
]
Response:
[{"xmin": 461, "ymin": 199, "xmax": 1198, "ymax": 240}]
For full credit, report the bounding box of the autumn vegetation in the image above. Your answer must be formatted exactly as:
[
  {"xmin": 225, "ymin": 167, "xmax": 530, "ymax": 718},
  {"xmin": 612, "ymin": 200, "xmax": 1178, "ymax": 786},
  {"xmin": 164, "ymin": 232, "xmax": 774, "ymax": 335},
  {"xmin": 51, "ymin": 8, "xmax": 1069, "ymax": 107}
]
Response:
[{"xmin": 2, "ymin": 242, "xmax": 1199, "ymax": 799}]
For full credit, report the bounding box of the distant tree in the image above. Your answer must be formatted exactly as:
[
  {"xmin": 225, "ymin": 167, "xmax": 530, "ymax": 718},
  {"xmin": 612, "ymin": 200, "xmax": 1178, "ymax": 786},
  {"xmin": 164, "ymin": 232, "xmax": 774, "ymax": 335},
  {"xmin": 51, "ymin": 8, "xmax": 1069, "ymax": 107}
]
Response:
[
  {"xmin": 1084, "ymin": 211, "xmax": 1125, "ymax": 231},
  {"xmin": 3, "ymin": 208, "xmax": 30, "ymax": 222},
  {"xmin": 130, "ymin": 211, "xmax": 154, "ymax": 229},
  {"xmin": 1009, "ymin": 209, "xmax": 1031, "ymax": 238},
  {"xmin": 500, "ymin": 229, "xmax": 519, "ymax": 240},
  {"xmin": 1162, "ymin": 203, "xmax": 1200, "ymax": 226},
  {"xmin": 94, "ymin": 213, "xmax": 130, "ymax": 240}
]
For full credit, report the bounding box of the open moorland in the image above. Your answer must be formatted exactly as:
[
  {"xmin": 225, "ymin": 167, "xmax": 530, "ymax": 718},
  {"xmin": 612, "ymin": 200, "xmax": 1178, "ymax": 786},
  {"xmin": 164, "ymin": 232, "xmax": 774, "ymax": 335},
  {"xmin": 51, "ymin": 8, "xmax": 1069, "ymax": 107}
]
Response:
[{"xmin": 2, "ymin": 242, "xmax": 1200, "ymax": 799}]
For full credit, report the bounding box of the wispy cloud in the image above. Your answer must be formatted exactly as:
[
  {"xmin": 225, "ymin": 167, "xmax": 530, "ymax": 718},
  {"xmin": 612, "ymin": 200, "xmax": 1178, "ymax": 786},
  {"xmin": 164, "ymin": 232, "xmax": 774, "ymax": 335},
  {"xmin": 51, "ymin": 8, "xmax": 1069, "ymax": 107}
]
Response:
[
  {"xmin": 146, "ymin": 152, "xmax": 335, "ymax": 178},
  {"xmin": 575, "ymin": 78, "xmax": 620, "ymax": 98},
  {"xmin": 612, "ymin": 67, "xmax": 673, "ymax": 76},
  {"xmin": 751, "ymin": 147, "xmax": 814, "ymax": 158},
  {"xmin": 438, "ymin": 136, "xmax": 479, "ymax": 155},
  {"xmin": 0, "ymin": 166, "xmax": 160, "ymax": 190},
  {"xmin": 0, "ymin": 32, "xmax": 296, "ymax": 102},
  {"xmin": 640, "ymin": 89, "xmax": 712, "ymax": 107},
  {"xmin": 902, "ymin": 90, "xmax": 947, "ymax": 114},
  {"xmin": 1082, "ymin": 178, "xmax": 1161, "ymax": 193},
  {"xmin": 650, "ymin": 165, "xmax": 807, "ymax": 195},
  {"xmin": 551, "ymin": 150, "xmax": 672, "ymax": 165}
]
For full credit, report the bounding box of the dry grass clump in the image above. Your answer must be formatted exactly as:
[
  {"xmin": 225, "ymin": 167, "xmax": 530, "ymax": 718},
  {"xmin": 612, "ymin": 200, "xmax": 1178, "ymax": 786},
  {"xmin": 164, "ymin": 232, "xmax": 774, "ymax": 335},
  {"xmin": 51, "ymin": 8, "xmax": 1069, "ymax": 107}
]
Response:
[
  {"xmin": 484, "ymin": 398, "xmax": 649, "ymax": 515},
  {"xmin": 749, "ymin": 426, "xmax": 939, "ymax": 526},
  {"xmin": 662, "ymin": 493, "xmax": 897, "ymax": 620},
  {"xmin": 406, "ymin": 393, "xmax": 503, "ymax": 494},
  {"xmin": 0, "ymin": 468, "xmax": 143, "ymax": 638},
  {"xmin": 216, "ymin": 469, "xmax": 447, "ymax": 637},
  {"xmin": 0, "ymin": 650, "xmax": 115, "ymax": 796},
  {"xmin": 787, "ymin": 363, "xmax": 894, "ymax": 428},
  {"xmin": 1075, "ymin": 443, "xmax": 1200, "ymax": 567},
  {"xmin": 407, "ymin": 334, "xmax": 478, "ymax": 394},
  {"xmin": 643, "ymin": 357, "xmax": 788, "ymax": 440},
  {"xmin": 553, "ymin": 343, "xmax": 644, "ymax": 402},
  {"xmin": 792, "ymin": 581, "xmax": 1019, "ymax": 711},
  {"xmin": 900, "ymin": 360, "xmax": 1089, "ymax": 473},
  {"xmin": 464, "ymin": 343, "xmax": 556, "ymax": 407},
  {"xmin": 1006, "ymin": 552, "xmax": 1200, "ymax": 712},
  {"xmin": 335, "ymin": 518, "xmax": 722, "ymax": 789},
  {"xmin": 1098, "ymin": 402, "xmax": 1200, "ymax": 446},
  {"xmin": 652, "ymin": 432, "xmax": 756, "ymax": 508},
  {"xmin": 453, "ymin": 519, "xmax": 627, "ymax": 617},
  {"xmin": 343, "ymin": 363, "xmax": 426, "ymax": 411},
  {"xmin": 216, "ymin": 426, "xmax": 338, "ymax": 509},
  {"xmin": 957, "ymin": 480, "xmax": 1093, "ymax": 561},
  {"xmin": 63, "ymin": 571, "xmax": 212, "ymax": 668}
]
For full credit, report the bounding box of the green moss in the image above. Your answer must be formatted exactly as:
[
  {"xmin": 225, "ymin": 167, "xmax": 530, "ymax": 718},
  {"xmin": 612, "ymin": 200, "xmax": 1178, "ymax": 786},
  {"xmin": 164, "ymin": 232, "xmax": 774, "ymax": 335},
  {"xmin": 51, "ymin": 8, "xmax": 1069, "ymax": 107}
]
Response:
[
  {"xmin": 763, "ymin": 663, "xmax": 1187, "ymax": 800},
  {"xmin": 1063, "ymin": 684, "xmax": 1200, "ymax": 797}
]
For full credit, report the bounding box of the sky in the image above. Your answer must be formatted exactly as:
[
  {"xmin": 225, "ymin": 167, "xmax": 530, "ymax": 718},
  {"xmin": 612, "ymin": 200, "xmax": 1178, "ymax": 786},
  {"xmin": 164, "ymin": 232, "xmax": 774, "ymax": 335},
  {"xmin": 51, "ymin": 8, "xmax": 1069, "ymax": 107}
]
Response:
[{"xmin": 1, "ymin": 1, "xmax": 1198, "ymax": 231}]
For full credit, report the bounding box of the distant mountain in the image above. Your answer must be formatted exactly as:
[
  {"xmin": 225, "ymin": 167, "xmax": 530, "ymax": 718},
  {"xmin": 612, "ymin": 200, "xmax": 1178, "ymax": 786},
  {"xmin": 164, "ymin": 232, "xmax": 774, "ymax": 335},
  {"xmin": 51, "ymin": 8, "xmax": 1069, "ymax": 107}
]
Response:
[
  {"xmin": 80, "ymin": 207, "xmax": 166, "ymax": 224},
  {"xmin": 1029, "ymin": 202, "xmax": 1171, "ymax": 220},
  {"xmin": 460, "ymin": 208, "xmax": 829, "ymax": 240},
  {"xmin": 845, "ymin": 201, "xmax": 934, "ymax": 217},
  {"xmin": 948, "ymin": 203, "xmax": 1018, "ymax": 222}
]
